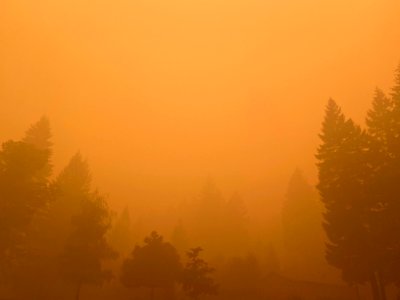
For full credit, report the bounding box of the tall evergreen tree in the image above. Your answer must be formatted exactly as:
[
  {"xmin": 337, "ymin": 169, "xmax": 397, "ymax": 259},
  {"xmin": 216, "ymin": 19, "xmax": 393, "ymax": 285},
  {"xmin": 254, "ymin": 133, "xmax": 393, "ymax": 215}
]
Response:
[
  {"xmin": 60, "ymin": 192, "xmax": 116, "ymax": 300},
  {"xmin": 10, "ymin": 118, "xmax": 54, "ymax": 299},
  {"xmin": 45, "ymin": 153, "xmax": 92, "ymax": 254},
  {"xmin": 365, "ymin": 67, "xmax": 400, "ymax": 299},
  {"xmin": 16, "ymin": 152, "xmax": 96, "ymax": 300},
  {"xmin": 316, "ymin": 100, "xmax": 377, "ymax": 294},
  {"xmin": 0, "ymin": 137, "xmax": 50, "ymax": 280}
]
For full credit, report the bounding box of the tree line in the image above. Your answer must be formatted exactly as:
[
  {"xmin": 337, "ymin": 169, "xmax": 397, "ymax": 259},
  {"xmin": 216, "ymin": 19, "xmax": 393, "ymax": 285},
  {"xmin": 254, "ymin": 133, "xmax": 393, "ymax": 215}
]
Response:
[
  {"xmin": 4, "ymin": 65, "xmax": 398, "ymax": 300},
  {"xmin": 317, "ymin": 65, "xmax": 400, "ymax": 300},
  {"xmin": 0, "ymin": 116, "xmax": 329, "ymax": 300},
  {"xmin": 0, "ymin": 118, "xmax": 217, "ymax": 300}
]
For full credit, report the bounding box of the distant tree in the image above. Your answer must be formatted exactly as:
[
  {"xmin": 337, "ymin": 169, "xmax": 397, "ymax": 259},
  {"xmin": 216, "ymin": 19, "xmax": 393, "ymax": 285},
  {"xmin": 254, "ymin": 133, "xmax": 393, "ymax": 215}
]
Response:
[
  {"xmin": 181, "ymin": 247, "xmax": 217, "ymax": 300},
  {"xmin": 192, "ymin": 180, "xmax": 249, "ymax": 256},
  {"xmin": 121, "ymin": 231, "xmax": 182, "ymax": 300},
  {"xmin": 38, "ymin": 152, "xmax": 92, "ymax": 267},
  {"xmin": 191, "ymin": 179, "xmax": 225, "ymax": 255},
  {"xmin": 171, "ymin": 220, "xmax": 189, "ymax": 254},
  {"xmin": 60, "ymin": 192, "xmax": 116, "ymax": 300},
  {"xmin": 23, "ymin": 116, "xmax": 52, "ymax": 150},
  {"xmin": 55, "ymin": 152, "xmax": 91, "ymax": 201},
  {"xmin": 22, "ymin": 116, "xmax": 52, "ymax": 179},
  {"xmin": 109, "ymin": 206, "xmax": 134, "ymax": 257},
  {"xmin": 366, "ymin": 88, "xmax": 393, "ymax": 147},
  {"xmin": 224, "ymin": 193, "xmax": 249, "ymax": 255},
  {"xmin": 265, "ymin": 243, "xmax": 280, "ymax": 274},
  {"xmin": 51, "ymin": 152, "xmax": 92, "ymax": 244},
  {"xmin": 281, "ymin": 169, "xmax": 324, "ymax": 280}
]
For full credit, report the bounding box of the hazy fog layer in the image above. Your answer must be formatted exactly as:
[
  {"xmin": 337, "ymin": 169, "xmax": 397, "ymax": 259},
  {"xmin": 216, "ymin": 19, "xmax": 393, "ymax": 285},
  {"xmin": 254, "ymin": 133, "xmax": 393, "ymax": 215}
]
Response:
[{"xmin": 1, "ymin": 0, "xmax": 400, "ymax": 214}]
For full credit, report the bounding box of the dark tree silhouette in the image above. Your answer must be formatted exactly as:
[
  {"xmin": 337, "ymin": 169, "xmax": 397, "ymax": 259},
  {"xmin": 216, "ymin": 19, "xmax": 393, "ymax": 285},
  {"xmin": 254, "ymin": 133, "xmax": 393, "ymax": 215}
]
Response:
[
  {"xmin": 317, "ymin": 100, "xmax": 370, "ymax": 282},
  {"xmin": 316, "ymin": 100, "xmax": 374, "ymax": 286},
  {"xmin": 181, "ymin": 247, "xmax": 217, "ymax": 300},
  {"xmin": 0, "ymin": 140, "xmax": 50, "ymax": 279},
  {"xmin": 60, "ymin": 192, "xmax": 116, "ymax": 300},
  {"xmin": 8, "ymin": 117, "xmax": 54, "ymax": 299},
  {"xmin": 121, "ymin": 231, "xmax": 182, "ymax": 300},
  {"xmin": 364, "ymin": 67, "xmax": 400, "ymax": 299}
]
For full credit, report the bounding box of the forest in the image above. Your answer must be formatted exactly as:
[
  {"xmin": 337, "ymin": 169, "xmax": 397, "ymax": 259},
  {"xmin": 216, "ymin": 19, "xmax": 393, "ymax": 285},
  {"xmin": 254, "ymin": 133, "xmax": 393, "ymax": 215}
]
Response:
[
  {"xmin": 0, "ymin": 67, "xmax": 400, "ymax": 300},
  {"xmin": 2, "ymin": 0, "xmax": 400, "ymax": 299}
]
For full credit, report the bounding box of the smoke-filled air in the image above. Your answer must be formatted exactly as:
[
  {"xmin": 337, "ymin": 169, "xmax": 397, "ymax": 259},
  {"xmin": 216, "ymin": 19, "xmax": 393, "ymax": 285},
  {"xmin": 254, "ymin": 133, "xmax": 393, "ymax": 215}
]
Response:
[{"xmin": 1, "ymin": 0, "xmax": 400, "ymax": 300}]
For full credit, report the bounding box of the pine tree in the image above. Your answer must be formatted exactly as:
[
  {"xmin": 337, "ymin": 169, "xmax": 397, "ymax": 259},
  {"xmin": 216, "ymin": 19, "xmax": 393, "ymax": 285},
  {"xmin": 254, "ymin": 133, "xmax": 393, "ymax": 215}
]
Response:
[
  {"xmin": 281, "ymin": 169, "xmax": 324, "ymax": 280},
  {"xmin": 366, "ymin": 88, "xmax": 393, "ymax": 147},
  {"xmin": 109, "ymin": 206, "xmax": 134, "ymax": 257},
  {"xmin": 391, "ymin": 64, "xmax": 400, "ymax": 104},
  {"xmin": 121, "ymin": 231, "xmax": 182, "ymax": 300},
  {"xmin": 224, "ymin": 193, "xmax": 248, "ymax": 255},
  {"xmin": 389, "ymin": 65, "xmax": 400, "ymax": 159},
  {"xmin": 0, "ymin": 139, "xmax": 50, "ymax": 280},
  {"xmin": 60, "ymin": 193, "xmax": 116, "ymax": 300},
  {"xmin": 23, "ymin": 116, "xmax": 52, "ymax": 151},
  {"xmin": 23, "ymin": 116, "xmax": 52, "ymax": 179},
  {"xmin": 191, "ymin": 179, "xmax": 225, "ymax": 255},
  {"xmin": 316, "ymin": 100, "xmax": 375, "ymax": 291},
  {"xmin": 171, "ymin": 220, "xmax": 189, "ymax": 254},
  {"xmin": 9, "ymin": 118, "xmax": 54, "ymax": 299},
  {"xmin": 181, "ymin": 247, "xmax": 217, "ymax": 300},
  {"xmin": 55, "ymin": 152, "xmax": 91, "ymax": 200},
  {"xmin": 46, "ymin": 153, "xmax": 92, "ymax": 253},
  {"xmin": 16, "ymin": 152, "xmax": 96, "ymax": 300},
  {"xmin": 365, "ymin": 67, "xmax": 400, "ymax": 299}
]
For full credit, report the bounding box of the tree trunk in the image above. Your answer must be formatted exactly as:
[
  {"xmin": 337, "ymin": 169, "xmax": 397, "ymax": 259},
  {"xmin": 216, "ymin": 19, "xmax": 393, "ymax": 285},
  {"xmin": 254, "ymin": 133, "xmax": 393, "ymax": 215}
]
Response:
[
  {"xmin": 75, "ymin": 282, "xmax": 82, "ymax": 300},
  {"xmin": 370, "ymin": 273, "xmax": 380, "ymax": 300}
]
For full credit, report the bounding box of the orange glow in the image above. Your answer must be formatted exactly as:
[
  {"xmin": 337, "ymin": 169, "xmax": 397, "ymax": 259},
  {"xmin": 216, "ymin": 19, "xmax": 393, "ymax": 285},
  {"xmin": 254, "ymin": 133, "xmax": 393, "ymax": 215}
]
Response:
[{"xmin": 1, "ymin": 1, "xmax": 400, "ymax": 297}]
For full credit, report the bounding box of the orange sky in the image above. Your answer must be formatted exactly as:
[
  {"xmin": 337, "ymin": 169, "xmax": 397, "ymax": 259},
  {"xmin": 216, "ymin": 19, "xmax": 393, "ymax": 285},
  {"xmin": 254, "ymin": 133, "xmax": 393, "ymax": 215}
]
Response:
[{"xmin": 1, "ymin": 0, "xmax": 400, "ymax": 216}]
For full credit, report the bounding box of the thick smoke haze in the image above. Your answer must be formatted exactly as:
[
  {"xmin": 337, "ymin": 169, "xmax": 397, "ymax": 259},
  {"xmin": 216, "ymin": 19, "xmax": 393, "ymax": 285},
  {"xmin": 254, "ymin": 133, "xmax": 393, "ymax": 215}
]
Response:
[
  {"xmin": 2, "ymin": 1, "xmax": 400, "ymax": 300},
  {"xmin": 1, "ymin": 0, "xmax": 400, "ymax": 244}
]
